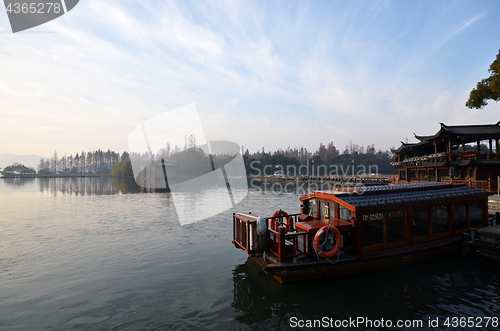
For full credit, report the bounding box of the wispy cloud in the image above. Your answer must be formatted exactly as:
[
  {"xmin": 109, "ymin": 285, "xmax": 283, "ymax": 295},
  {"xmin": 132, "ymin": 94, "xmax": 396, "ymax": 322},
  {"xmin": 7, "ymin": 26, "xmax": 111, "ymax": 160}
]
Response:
[
  {"xmin": 0, "ymin": 1, "xmax": 499, "ymax": 156},
  {"xmin": 435, "ymin": 11, "xmax": 487, "ymax": 49}
]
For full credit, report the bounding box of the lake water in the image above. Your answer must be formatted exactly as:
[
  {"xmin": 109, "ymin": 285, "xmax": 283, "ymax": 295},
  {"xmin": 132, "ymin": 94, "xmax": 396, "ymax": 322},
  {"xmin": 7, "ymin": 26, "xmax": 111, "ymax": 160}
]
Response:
[{"xmin": 1, "ymin": 177, "xmax": 500, "ymax": 330}]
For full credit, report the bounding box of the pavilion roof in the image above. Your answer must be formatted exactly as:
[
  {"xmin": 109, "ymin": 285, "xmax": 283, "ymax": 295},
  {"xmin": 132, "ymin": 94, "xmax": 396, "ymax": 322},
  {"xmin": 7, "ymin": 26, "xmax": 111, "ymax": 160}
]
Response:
[{"xmin": 414, "ymin": 122, "xmax": 500, "ymax": 142}]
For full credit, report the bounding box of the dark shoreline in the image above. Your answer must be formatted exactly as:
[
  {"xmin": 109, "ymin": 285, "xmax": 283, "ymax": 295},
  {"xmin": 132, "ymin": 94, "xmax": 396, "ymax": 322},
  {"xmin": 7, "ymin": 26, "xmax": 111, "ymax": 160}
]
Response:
[
  {"xmin": 0, "ymin": 174, "xmax": 395, "ymax": 183},
  {"xmin": 248, "ymin": 175, "xmax": 395, "ymax": 184},
  {"xmin": 0, "ymin": 174, "xmax": 134, "ymax": 178}
]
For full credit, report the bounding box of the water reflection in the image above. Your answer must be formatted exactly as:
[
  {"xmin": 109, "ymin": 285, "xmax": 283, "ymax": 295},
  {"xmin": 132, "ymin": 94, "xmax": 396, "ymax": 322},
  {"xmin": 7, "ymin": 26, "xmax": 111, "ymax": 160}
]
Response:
[
  {"xmin": 232, "ymin": 256, "xmax": 500, "ymax": 330},
  {"xmin": 110, "ymin": 177, "xmax": 141, "ymax": 193},
  {"xmin": 2, "ymin": 177, "xmax": 36, "ymax": 187},
  {"xmin": 1, "ymin": 177, "xmax": 142, "ymax": 196}
]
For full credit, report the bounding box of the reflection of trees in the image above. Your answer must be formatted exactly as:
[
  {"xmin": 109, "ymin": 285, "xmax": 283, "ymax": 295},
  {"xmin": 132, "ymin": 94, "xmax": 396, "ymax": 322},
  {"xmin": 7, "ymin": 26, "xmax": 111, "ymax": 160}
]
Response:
[
  {"xmin": 37, "ymin": 177, "xmax": 119, "ymax": 196},
  {"xmin": 3, "ymin": 177, "xmax": 36, "ymax": 187},
  {"xmin": 6, "ymin": 177, "xmax": 143, "ymax": 195},
  {"xmin": 111, "ymin": 177, "xmax": 141, "ymax": 193}
]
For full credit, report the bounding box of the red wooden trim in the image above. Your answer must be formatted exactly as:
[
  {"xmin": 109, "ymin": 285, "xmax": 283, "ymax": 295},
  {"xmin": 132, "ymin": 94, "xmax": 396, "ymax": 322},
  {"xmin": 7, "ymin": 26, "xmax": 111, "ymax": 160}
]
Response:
[
  {"xmin": 449, "ymin": 201, "xmax": 455, "ymax": 235},
  {"xmin": 233, "ymin": 239, "xmax": 249, "ymax": 252},
  {"xmin": 278, "ymin": 227, "xmax": 286, "ymax": 261},
  {"xmin": 408, "ymin": 206, "xmax": 414, "ymax": 245},
  {"xmin": 356, "ymin": 213, "xmax": 363, "ymax": 255}
]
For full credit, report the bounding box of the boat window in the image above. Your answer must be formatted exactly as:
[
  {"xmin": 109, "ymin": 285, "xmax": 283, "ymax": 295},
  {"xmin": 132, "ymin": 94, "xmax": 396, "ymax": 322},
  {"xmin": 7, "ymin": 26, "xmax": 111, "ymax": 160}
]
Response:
[
  {"xmin": 387, "ymin": 210, "xmax": 407, "ymax": 243},
  {"xmin": 432, "ymin": 204, "xmax": 449, "ymax": 234},
  {"xmin": 470, "ymin": 200, "xmax": 484, "ymax": 227},
  {"xmin": 362, "ymin": 213, "xmax": 384, "ymax": 247},
  {"xmin": 454, "ymin": 205, "xmax": 468, "ymax": 229},
  {"xmin": 324, "ymin": 202, "xmax": 330, "ymax": 219},
  {"xmin": 308, "ymin": 199, "xmax": 317, "ymax": 217},
  {"xmin": 329, "ymin": 203, "xmax": 336, "ymax": 219},
  {"xmin": 413, "ymin": 207, "xmax": 430, "ymax": 237},
  {"xmin": 319, "ymin": 201, "xmax": 325, "ymax": 220},
  {"xmin": 339, "ymin": 205, "xmax": 352, "ymax": 221}
]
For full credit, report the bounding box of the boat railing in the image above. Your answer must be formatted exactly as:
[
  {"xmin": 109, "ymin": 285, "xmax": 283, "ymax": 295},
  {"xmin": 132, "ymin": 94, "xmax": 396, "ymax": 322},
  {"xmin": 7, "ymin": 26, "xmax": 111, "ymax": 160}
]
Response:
[
  {"xmin": 266, "ymin": 215, "xmax": 313, "ymax": 261},
  {"xmin": 234, "ymin": 212, "xmax": 354, "ymax": 261},
  {"xmin": 233, "ymin": 212, "xmax": 316, "ymax": 261},
  {"xmin": 233, "ymin": 213, "xmax": 265, "ymax": 255}
]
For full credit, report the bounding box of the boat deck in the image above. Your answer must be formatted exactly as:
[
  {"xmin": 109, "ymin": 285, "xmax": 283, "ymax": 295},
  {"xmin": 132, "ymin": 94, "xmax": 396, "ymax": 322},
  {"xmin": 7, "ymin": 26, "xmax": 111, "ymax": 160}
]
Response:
[{"xmin": 252, "ymin": 236, "xmax": 463, "ymax": 283}]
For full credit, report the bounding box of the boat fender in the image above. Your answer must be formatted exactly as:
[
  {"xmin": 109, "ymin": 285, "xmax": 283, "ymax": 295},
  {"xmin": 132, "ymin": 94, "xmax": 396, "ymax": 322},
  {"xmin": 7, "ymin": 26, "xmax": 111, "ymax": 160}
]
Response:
[
  {"xmin": 256, "ymin": 217, "xmax": 267, "ymax": 235},
  {"xmin": 313, "ymin": 225, "xmax": 341, "ymax": 259}
]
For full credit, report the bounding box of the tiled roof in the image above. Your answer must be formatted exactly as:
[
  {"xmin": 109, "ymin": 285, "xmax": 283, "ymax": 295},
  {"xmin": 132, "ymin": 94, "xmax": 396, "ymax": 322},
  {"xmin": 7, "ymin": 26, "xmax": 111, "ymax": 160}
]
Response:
[
  {"xmin": 415, "ymin": 122, "xmax": 500, "ymax": 142},
  {"xmin": 326, "ymin": 184, "xmax": 489, "ymax": 210},
  {"xmin": 443, "ymin": 122, "xmax": 500, "ymax": 136}
]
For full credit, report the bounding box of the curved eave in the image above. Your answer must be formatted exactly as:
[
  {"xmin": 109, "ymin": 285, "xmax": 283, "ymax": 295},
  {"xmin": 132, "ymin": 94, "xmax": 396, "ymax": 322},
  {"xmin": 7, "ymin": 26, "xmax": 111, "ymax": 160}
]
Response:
[
  {"xmin": 414, "ymin": 132, "xmax": 441, "ymax": 141},
  {"xmin": 414, "ymin": 123, "xmax": 445, "ymax": 142}
]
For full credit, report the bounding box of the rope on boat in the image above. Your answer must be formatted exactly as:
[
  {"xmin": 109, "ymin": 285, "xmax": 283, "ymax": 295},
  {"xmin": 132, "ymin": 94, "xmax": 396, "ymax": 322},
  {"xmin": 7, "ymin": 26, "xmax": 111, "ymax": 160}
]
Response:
[{"xmin": 313, "ymin": 225, "xmax": 340, "ymax": 264}]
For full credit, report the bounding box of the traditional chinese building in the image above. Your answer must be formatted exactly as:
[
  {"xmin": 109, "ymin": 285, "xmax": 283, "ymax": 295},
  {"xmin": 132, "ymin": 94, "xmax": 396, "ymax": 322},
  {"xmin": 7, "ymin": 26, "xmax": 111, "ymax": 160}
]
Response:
[{"xmin": 391, "ymin": 122, "xmax": 500, "ymax": 192}]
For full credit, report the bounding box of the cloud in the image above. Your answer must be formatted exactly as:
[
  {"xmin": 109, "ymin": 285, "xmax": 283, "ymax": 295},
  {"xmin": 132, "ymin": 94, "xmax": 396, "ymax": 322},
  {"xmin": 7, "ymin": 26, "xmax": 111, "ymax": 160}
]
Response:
[
  {"xmin": 435, "ymin": 11, "xmax": 487, "ymax": 49},
  {"xmin": 1, "ymin": 0, "xmax": 499, "ymax": 157}
]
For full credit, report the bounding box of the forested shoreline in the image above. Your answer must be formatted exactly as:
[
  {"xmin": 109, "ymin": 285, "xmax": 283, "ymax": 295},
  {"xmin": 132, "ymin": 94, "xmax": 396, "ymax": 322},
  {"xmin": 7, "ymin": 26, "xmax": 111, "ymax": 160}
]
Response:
[
  {"xmin": 37, "ymin": 150, "xmax": 130, "ymax": 175},
  {"xmin": 243, "ymin": 141, "xmax": 396, "ymax": 176},
  {"xmin": 1, "ymin": 140, "xmax": 396, "ymax": 177}
]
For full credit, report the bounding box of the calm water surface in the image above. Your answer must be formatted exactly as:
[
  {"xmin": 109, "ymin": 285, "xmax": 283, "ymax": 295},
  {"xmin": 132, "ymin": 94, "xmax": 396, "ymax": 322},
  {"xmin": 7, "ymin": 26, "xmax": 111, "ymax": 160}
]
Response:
[{"xmin": 1, "ymin": 177, "xmax": 500, "ymax": 330}]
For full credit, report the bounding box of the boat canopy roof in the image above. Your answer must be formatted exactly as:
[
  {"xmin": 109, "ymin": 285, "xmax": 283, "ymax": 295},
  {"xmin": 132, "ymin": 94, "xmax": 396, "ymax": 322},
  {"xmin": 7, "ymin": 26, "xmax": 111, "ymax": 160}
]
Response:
[{"xmin": 300, "ymin": 183, "xmax": 490, "ymax": 211}]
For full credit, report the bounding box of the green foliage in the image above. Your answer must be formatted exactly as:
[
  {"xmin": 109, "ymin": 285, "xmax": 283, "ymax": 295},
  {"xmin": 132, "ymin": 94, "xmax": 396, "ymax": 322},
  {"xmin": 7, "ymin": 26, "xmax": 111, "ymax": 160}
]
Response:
[
  {"xmin": 466, "ymin": 49, "xmax": 500, "ymax": 109},
  {"xmin": 111, "ymin": 159, "xmax": 133, "ymax": 176},
  {"xmin": 111, "ymin": 177, "xmax": 141, "ymax": 193},
  {"xmin": 2, "ymin": 163, "xmax": 36, "ymax": 176}
]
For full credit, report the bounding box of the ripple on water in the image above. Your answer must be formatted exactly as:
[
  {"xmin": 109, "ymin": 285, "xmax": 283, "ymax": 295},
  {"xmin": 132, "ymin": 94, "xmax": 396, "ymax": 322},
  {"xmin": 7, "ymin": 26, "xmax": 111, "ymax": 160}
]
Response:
[{"xmin": 1, "ymin": 178, "xmax": 500, "ymax": 330}]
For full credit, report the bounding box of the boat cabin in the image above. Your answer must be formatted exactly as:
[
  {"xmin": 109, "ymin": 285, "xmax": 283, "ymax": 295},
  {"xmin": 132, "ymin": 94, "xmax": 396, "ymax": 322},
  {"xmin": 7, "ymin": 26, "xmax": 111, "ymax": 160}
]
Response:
[{"xmin": 233, "ymin": 183, "xmax": 491, "ymax": 268}]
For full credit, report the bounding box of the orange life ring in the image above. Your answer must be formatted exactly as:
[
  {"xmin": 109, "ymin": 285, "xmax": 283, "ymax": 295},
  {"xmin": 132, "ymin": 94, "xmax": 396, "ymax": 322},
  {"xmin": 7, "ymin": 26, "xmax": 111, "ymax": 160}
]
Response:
[
  {"xmin": 313, "ymin": 225, "xmax": 341, "ymax": 258},
  {"xmin": 270, "ymin": 210, "xmax": 293, "ymax": 231}
]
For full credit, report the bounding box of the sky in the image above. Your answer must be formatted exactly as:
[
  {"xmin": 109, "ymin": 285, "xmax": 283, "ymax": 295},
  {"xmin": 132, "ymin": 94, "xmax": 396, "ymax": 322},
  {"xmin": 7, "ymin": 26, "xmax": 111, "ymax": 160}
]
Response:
[{"xmin": 1, "ymin": 0, "xmax": 500, "ymax": 159}]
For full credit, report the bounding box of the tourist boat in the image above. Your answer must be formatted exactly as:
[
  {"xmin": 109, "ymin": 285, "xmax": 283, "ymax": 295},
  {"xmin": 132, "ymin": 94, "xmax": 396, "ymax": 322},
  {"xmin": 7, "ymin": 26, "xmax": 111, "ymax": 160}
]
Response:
[{"xmin": 232, "ymin": 183, "xmax": 493, "ymax": 283}]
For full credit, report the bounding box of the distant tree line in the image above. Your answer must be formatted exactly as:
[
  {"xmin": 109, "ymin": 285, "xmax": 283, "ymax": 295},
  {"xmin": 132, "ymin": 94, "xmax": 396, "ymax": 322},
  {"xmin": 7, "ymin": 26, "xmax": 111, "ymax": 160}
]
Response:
[
  {"xmin": 38, "ymin": 150, "xmax": 130, "ymax": 175},
  {"xmin": 18, "ymin": 139, "xmax": 395, "ymax": 177},
  {"xmin": 2, "ymin": 163, "xmax": 36, "ymax": 176},
  {"xmin": 243, "ymin": 141, "xmax": 396, "ymax": 176}
]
